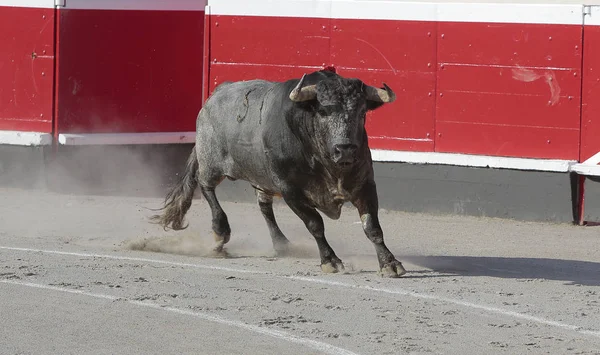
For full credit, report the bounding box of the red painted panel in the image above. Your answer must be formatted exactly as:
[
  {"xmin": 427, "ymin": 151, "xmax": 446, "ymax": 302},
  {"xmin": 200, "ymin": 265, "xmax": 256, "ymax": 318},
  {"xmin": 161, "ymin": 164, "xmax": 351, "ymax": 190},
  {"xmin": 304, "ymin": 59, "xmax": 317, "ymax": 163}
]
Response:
[
  {"xmin": 436, "ymin": 121, "xmax": 580, "ymax": 160},
  {"xmin": 581, "ymin": 25, "xmax": 600, "ymax": 162},
  {"xmin": 437, "ymin": 91, "xmax": 580, "ymax": 128},
  {"xmin": 439, "ymin": 64, "xmax": 580, "ymax": 98},
  {"xmin": 56, "ymin": 9, "xmax": 204, "ymax": 134},
  {"xmin": 338, "ymin": 68, "xmax": 435, "ymax": 152},
  {"xmin": 0, "ymin": 6, "xmax": 54, "ymax": 133},
  {"xmin": 209, "ymin": 64, "xmax": 324, "ymax": 94},
  {"xmin": 331, "ymin": 19, "xmax": 436, "ymax": 72},
  {"xmin": 211, "ymin": 15, "xmax": 330, "ymax": 67},
  {"xmin": 435, "ymin": 21, "xmax": 583, "ymax": 159},
  {"xmin": 438, "ymin": 22, "xmax": 582, "ymax": 68},
  {"xmin": 437, "ymin": 66, "xmax": 581, "ymax": 129},
  {"xmin": 331, "ymin": 19, "xmax": 437, "ymax": 152}
]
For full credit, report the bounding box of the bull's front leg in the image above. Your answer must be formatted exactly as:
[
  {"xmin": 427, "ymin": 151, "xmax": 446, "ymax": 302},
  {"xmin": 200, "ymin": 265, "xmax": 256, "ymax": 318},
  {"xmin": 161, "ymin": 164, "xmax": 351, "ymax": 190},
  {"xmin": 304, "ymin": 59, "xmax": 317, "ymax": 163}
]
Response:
[
  {"xmin": 353, "ymin": 180, "xmax": 406, "ymax": 278},
  {"xmin": 282, "ymin": 189, "xmax": 345, "ymax": 273}
]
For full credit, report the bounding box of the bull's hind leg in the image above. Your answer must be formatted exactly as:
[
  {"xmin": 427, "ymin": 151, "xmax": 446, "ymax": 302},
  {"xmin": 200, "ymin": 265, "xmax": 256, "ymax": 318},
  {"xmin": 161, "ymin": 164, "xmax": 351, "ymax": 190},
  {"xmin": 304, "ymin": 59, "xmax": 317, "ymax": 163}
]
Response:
[
  {"xmin": 200, "ymin": 186, "xmax": 231, "ymax": 254},
  {"xmin": 282, "ymin": 188, "xmax": 344, "ymax": 273},
  {"xmin": 256, "ymin": 190, "xmax": 290, "ymax": 255}
]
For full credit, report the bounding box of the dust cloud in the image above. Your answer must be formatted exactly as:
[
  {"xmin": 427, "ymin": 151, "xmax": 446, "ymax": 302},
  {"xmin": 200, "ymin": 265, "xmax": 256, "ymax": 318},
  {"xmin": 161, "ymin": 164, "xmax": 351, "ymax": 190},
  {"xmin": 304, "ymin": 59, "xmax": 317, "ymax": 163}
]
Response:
[{"xmin": 124, "ymin": 231, "xmax": 320, "ymax": 260}]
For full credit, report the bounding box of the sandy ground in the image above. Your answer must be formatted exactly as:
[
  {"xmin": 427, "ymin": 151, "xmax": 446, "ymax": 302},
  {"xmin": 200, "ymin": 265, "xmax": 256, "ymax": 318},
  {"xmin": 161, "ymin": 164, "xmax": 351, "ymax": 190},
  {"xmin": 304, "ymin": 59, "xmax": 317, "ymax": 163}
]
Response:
[{"xmin": 1, "ymin": 187, "xmax": 599, "ymax": 355}]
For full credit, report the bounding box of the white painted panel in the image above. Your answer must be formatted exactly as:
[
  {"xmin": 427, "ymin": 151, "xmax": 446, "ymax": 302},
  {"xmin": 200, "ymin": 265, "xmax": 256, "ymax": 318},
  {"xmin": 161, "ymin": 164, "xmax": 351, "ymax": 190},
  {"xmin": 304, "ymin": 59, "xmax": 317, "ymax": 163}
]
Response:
[
  {"xmin": 584, "ymin": 5, "xmax": 600, "ymax": 26},
  {"xmin": 370, "ymin": 149, "xmax": 576, "ymax": 172},
  {"xmin": 0, "ymin": 131, "xmax": 53, "ymax": 146},
  {"xmin": 209, "ymin": 0, "xmax": 331, "ymax": 18},
  {"xmin": 58, "ymin": 132, "xmax": 196, "ymax": 145},
  {"xmin": 60, "ymin": 0, "xmax": 207, "ymax": 11},
  {"xmin": 331, "ymin": 0, "xmax": 436, "ymax": 21},
  {"xmin": 0, "ymin": 0, "xmax": 55, "ymax": 8},
  {"xmin": 437, "ymin": 2, "xmax": 583, "ymax": 25},
  {"xmin": 209, "ymin": 0, "xmax": 584, "ymax": 25}
]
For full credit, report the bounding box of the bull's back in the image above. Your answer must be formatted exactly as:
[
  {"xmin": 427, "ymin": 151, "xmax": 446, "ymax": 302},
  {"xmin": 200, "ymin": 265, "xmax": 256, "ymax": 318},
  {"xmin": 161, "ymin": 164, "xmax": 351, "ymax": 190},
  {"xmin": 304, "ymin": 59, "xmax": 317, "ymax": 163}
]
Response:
[{"xmin": 196, "ymin": 80, "xmax": 284, "ymax": 188}]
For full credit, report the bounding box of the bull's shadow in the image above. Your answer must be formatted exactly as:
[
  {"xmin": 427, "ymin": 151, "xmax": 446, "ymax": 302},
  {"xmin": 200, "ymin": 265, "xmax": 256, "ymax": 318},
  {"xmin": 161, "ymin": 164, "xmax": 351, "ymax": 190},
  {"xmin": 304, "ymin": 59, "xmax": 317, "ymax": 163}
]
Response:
[{"xmin": 402, "ymin": 255, "xmax": 600, "ymax": 287}]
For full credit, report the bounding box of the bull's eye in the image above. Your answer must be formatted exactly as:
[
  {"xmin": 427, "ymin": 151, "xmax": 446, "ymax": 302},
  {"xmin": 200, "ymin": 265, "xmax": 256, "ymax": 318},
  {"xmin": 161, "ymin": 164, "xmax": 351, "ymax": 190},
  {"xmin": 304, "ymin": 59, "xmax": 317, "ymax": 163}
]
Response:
[{"xmin": 317, "ymin": 104, "xmax": 341, "ymax": 117}]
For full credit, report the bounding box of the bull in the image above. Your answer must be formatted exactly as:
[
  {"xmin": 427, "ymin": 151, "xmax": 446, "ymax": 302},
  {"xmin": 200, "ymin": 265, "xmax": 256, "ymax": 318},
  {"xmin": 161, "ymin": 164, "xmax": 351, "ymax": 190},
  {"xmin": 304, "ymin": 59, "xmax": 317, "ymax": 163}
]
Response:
[{"xmin": 152, "ymin": 69, "xmax": 406, "ymax": 278}]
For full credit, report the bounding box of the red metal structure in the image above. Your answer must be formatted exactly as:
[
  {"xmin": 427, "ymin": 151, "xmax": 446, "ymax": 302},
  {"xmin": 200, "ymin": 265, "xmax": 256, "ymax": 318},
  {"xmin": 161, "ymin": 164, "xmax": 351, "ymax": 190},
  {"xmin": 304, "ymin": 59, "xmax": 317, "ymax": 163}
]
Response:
[
  {"xmin": 0, "ymin": 2, "xmax": 54, "ymax": 135},
  {"xmin": 1, "ymin": 0, "xmax": 599, "ymax": 222}
]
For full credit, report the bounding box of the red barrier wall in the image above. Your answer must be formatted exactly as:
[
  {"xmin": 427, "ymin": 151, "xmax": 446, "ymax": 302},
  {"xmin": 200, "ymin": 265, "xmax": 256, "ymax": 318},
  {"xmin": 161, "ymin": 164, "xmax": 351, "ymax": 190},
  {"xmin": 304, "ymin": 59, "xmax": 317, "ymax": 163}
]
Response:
[
  {"xmin": 331, "ymin": 19, "xmax": 437, "ymax": 152},
  {"xmin": 435, "ymin": 22, "xmax": 582, "ymax": 160},
  {"xmin": 2, "ymin": 0, "xmax": 599, "ymax": 171},
  {"xmin": 581, "ymin": 8, "xmax": 600, "ymax": 162},
  {"xmin": 209, "ymin": 15, "xmax": 329, "ymax": 92},
  {"xmin": 54, "ymin": 2, "xmax": 206, "ymax": 135},
  {"xmin": 0, "ymin": 5, "xmax": 55, "ymax": 133},
  {"xmin": 206, "ymin": 1, "xmax": 587, "ymax": 162}
]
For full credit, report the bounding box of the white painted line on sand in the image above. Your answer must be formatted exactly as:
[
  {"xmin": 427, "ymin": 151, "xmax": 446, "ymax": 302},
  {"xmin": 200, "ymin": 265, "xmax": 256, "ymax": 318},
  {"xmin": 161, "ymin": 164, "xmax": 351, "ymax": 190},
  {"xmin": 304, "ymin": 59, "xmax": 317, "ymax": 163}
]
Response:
[
  {"xmin": 2, "ymin": 245, "xmax": 600, "ymax": 340},
  {"xmin": 0, "ymin": 279, "xmax": 360, "ymax": 355},
  {"xmin": 286, "ymin": 276, "xmax": 600, "ymax": 339},
  {"xmin": 0, "ymin": 246, "xmax": 268, "ymax": 275}
]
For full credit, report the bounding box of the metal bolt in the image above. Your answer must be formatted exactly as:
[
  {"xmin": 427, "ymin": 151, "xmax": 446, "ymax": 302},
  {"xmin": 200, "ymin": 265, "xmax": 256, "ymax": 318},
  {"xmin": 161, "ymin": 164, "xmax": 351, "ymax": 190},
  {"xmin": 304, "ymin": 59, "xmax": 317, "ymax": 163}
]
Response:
[
  {"xmin": 440, "ymin": 64, "xmax": 445, "ymax": 69},
  {"xmin": 42, "ymin": 15, "xmax": 46, "ymax": 19},
  {"xmin": 427, "ymin": 32, "xmax": 431, "ymax": 37},
  {"xmin": 42, "ymin": 50, "xmax": 46, "ymax": 54},
  {"xmin": 40, "ymin": 113, "xmax": 44, "ymax": 117},
  {"xmin": 575, "ymin": 45, "xmax": 579, "ymax": 50},
  {"xmin": 41, "ymin": 72, "xmax": 45, "ymax": 76},
  {"xmin": 213, "ymin": 58, "xmax": 217, "ymax": 63},
  {"xmin": 440, "ymin": 93, "xmax": 443, "ymax": 97},
  {"xmin": 548, "ymin": 100, "xmax": 552, "ymax": 105},
  {"xmin": 574, "ymin": 72, "xmax": 578, "ymax": 77},
  {"xmin": 428, "ymin": 92, "xmax": 432, "ymax": 97},
  {"xmin": 438, "ymin": 133, "xmax": 442, "ymax": 137},
  {"xmin": 549, "ymin": 36, "xmax": 552, "ymax": 41},
  {"xmin": 333, "ymin": 25, "xmax": 337, "ymax": 29},
  {"xmin": 215, "ymin": 22, "xmax": 219, "ymax": 27},
  {"xmin": 441, "ymin": 34, "xmax": 445, "ymax": 39},
  {"xmin": 547, "ymin": 139, "xmax": 551, "ymax": 144},
  {"xmin": 426, "ymin": 133, "xmax": 431, "ymax": 138},
  {"xmin": 322, "ymin": 25, "xmax": 326, "ymax": 30},
  {"xmin": 548, "ymin": 77, "xmax": 553, "ymax": 81},
  {"xmin": 427, "ymin": 63, "xmax": 432, "ymax": 68},
  {"xmin": 569, "ymin": 96, "xmax": 574, "ymax": 100}
]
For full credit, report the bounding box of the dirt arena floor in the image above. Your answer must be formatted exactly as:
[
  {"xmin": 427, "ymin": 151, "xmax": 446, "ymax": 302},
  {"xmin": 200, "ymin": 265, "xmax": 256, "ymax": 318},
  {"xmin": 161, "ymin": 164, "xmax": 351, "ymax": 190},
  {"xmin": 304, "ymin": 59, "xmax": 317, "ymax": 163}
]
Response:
[{"xmin": 1, "ymin": 187, "xmax": 599, "ymax": 355}]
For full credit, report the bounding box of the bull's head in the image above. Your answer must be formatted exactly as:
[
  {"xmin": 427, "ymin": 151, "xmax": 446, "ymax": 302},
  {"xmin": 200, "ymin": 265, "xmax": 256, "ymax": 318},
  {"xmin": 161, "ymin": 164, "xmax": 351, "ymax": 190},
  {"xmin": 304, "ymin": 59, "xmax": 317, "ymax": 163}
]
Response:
[{"xmin": 289, "ymin": 73, "xmax": 395, "ymax": 169}]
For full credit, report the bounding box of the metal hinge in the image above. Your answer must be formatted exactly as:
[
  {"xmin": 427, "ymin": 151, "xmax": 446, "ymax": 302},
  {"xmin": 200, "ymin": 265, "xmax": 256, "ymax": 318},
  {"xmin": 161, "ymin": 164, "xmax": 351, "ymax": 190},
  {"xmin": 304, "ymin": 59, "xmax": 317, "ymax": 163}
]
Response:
[
  {"xmin": 584, "ymin": 5, "xmax": 592, "ymax": 16},
  {"xmin": 55, "ymin": 0, "xmax": 65, "ymax": 7}
]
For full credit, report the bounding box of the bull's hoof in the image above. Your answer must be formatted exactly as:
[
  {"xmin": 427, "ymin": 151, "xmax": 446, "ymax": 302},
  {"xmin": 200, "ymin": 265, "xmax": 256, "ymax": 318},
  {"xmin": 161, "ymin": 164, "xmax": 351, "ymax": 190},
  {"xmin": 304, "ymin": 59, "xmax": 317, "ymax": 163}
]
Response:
[
  {"xmin": 213, "ymin": 232, "xmax": 231, "ymax": 244},
  {"xmin": 208, "ymin": 242, "xmax": 230, "ymax": 258},
  {"xmin": 273, "ymin": 239, "xmax": 291, "ymax": 256},
  {"xmin": 321, "ymin": 260, "xmax": 345, "ymax": 274},
  {"xmin": 379, "ymin": 260, "xmax": 407, "ymax": 278}
]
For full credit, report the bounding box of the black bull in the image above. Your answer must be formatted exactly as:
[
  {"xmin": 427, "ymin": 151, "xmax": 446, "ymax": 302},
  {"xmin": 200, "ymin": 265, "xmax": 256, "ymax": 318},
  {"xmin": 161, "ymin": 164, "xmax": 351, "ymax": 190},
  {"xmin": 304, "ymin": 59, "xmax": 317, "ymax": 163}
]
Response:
[{"xmin": 152, "ymin": 69, "xmax": 406, "ymax": 278}]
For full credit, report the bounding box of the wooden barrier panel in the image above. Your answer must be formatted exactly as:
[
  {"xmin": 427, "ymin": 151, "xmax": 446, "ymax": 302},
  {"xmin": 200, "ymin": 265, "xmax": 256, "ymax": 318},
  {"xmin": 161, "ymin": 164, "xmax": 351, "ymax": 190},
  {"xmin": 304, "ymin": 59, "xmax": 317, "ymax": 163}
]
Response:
[
  {"xmin": 435, "ymin": 4, "xmax": 583, "ymax": 160},
  {"xmin": 580, "ymin": 6, "xmax": 600, "ymax": 162},
  {"xmin": 207, "ymin": 1, "xmax": 586, "ymax": 161},
  {"xmin": 54, "ymin": 0, "xmax": 206, "ymax": 135},
  {"xmin": 0, "ymin": 3, "xmax": 55, "ymax": 133}
]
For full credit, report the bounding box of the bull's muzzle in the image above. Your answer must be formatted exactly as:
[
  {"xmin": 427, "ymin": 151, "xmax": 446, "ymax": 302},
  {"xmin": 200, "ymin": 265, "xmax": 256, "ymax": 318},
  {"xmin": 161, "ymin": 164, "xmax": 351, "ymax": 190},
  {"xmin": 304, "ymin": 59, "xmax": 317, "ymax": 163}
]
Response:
[{"xmin": 332, "ymin": 143, "xmax": 358, "ymax": 166}]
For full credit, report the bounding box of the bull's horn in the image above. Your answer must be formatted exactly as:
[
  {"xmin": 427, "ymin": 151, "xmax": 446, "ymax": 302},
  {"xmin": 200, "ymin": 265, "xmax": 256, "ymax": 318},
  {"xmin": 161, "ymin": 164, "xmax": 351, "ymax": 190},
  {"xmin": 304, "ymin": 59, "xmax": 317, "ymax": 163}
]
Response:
[
  {"xmin": 289, "ymin": 74, "xmax": 317, "ymax": 102},
  {"xmin": 365, "ymin": 83, "xmax": 396, "ymax": 103}
]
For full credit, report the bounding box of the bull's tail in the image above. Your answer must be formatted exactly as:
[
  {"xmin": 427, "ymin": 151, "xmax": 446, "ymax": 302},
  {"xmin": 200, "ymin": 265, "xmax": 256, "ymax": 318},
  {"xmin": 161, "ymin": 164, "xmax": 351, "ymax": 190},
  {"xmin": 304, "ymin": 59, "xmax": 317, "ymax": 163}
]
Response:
[{"xmin": 150, "ymin": 147, "xmax": 199, "ymax": 230}]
